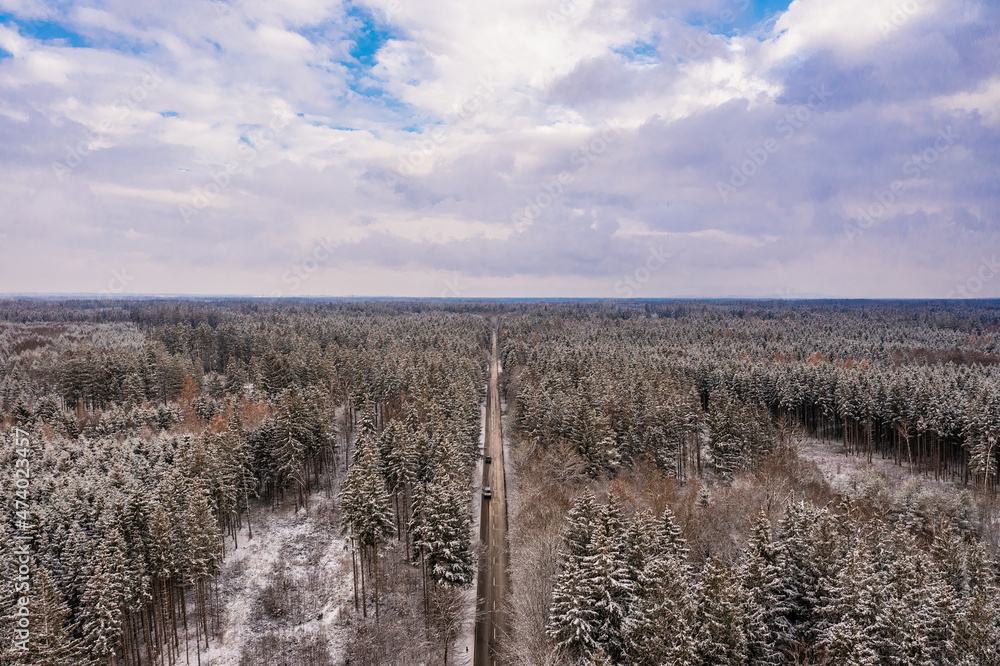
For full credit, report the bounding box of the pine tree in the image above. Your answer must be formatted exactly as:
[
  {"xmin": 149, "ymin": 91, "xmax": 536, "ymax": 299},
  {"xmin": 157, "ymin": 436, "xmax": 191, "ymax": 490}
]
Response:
[
  {"xmin": 147, "ymin": 502, "xmax": 176, "ymax": 664},
  {"xmin": 0, "ymin": 520, "xmax": 19, "ymax": 665},
  {"xmin": 30, "ymin": 567, "xmax": 78, "ymax": 665},
  {"xmin": 694, "ymin": 556, "xmax": 747, "ymax": 666},
  {"xmin": 584, "ymin": 519, "xmax": 634, "ymax": 662},
  {"xmin": 951, "ymin": 543, "xmax": 1000, "ymax": 665},
  {"xmin": 80, "ymin": 527, "xmax": 129, "ymax": 664},
  {"xmin": 707, "ymin": 388, "xmax": 772, "ymax": 477},
  {"xmin": 889, "ymin": 539, "xmax": 956, "ymax": 665},
  {"xmin": 740, "ymin": 511, "xmax": 783, "ymax": 665},
  {"xmin": 773, "ymin": 501, "xmax": 835, "ymax": 653},
  {"xmin": 585, "ymin": 646, "xmax": 613, "ymax": 666},
  {"xmin": 413, "ymin": 471, "xmax": 475, "ymax": 588},
  {"xmin": 340, "ymin": 434, "xmax": 394, "ymax": 618},
  {"xmin": 820, "ymin": 540, "xmax": 882, "ymax": 665},
  {"xmin": 656, "ymin": 505, "xmax": 689, "ymax": 561},
  {"xmin": 622, "ymin": 510, "xmax": 656, "ymax": 585},
  {"xmin": 274, "ymin": 386, "xmax": 310, "ymax": 504},
  {"xmin": 547, "ymin": 494, "xmax": 633, "ymax": 663},
  {"xmin": 564, "ymin": 491, "xmax": 599, "ymax": 564},
  {"xmin": 547, "ymin": 556, "xmax": 601, "ymax": 660},
  {"xmin": 182, "ymin": 485, "xmax": 223, "ymax": 584},
  {"xmin": 623, "ymin": 548, "xmax": 697, "ymax": 666}
]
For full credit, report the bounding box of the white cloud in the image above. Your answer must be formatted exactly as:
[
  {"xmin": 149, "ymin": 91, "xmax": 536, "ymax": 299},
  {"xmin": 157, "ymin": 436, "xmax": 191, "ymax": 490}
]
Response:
[
  {"xmin": 254, "ymin": 24, "xmax": 315, "ymax": 56},
  {"xmin": 766, "ymin": 0, "xmax": 942, "ymax": 62},
  {"xmin": 0, "ymin": 24, "xmax": 29, "ymax": 58},
  {"xmin": 0, "ymin": 0, "xmax": 995, "ymax": 297},
  {"xmin": 24, "ymin": 50, "xmax": 74, "ymax": 84},
  {"xmin": 933, "ymin": 77, "xmax": 1000, "ymax": 127},
  {"xmin": 0, "ymin": 0, "xmax": 52, "ymax": 20},
  {"xmin": 613, "ymin": 218, "xmax": 775, "ymax": 247}
]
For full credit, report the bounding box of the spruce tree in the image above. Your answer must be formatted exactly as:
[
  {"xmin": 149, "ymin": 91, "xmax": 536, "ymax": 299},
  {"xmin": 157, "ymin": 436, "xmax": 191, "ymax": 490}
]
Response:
[
  {"xmin": 623, "ymin": 547, "xmax": 697, "ymax": 666},
  {"xmin": 820, "ymin": 540, "xmax": 882, "ymax": 665},
  {"xmin": 547, "ymin": 556, "xmax": 600, "ymax": 661},
  {"xmin": 30, "ymin": 567, "xmax": 77, "ymax": 665},
  {"xmin": 584, "ymin": 524, "xmax": 633, "ymax": 662},
  {"xmin": 340, "ymin": 434, "xmax": 394, "ymax": 617},
  {"xmin": 80, "ymin": 527, "xmax": 129, "ymax": 664},
  {"xmin": 413, "ymin": 471, "xmax": 475, "ymax": 588},
  {"xmin": 740, "ymin": 511, "xmax": 784, "ymax": 665},
  {"xmin": 564, "ymin": 491, "xmax": 599, "ymax": 564},
  {"xmin": 694, "ymin": 556, "xmax": 747, "ymax": 666}
]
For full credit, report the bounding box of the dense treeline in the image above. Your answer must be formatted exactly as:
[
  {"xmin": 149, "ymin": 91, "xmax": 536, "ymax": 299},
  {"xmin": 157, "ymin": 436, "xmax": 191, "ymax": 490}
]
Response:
[
  {"xmin": 502, "ymin": 302, "xmax": 1000, "ymax": 486},
  {"xmin": 0, "ymin": 303, "xmax": 488, "ymax": 665}
]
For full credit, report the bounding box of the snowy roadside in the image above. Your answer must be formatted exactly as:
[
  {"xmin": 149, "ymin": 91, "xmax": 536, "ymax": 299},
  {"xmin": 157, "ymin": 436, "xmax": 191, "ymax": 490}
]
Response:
[{"xmin": 453, "ymin": 400, "xmax": 487, "ymax": 666}]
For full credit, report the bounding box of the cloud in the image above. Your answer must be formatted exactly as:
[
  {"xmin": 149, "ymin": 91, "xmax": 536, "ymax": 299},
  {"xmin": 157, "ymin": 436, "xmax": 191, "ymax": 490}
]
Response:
[{"xmin": 0, "ymin": 0, "xmax": 996, "ymax": 297}]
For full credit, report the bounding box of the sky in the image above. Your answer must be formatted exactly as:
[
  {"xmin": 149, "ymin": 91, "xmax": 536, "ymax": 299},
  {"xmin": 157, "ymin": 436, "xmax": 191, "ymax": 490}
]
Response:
[{"xmin": 0, "ymin": 0, "xmax": 997, "ymax": 298}]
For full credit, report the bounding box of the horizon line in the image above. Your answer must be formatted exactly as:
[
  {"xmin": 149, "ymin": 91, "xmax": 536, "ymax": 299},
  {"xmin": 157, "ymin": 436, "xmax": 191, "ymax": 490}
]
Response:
[{"xmin": 1, "ymin": 293, "xmax": 998, "ymax": 303}]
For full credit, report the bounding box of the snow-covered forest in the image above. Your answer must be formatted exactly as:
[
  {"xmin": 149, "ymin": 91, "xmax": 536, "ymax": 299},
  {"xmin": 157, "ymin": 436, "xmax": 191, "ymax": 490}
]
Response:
[
  {"xmin": 1, "ymin": 299, "xmax": 999, "ymax": 665},
  {"xmin": 0, "ymin": 300, "xmax": 488, "ymax": 664},
  {"xmin": 501, "ymin": 301, "xmax": 1000, "ymax": 666}
]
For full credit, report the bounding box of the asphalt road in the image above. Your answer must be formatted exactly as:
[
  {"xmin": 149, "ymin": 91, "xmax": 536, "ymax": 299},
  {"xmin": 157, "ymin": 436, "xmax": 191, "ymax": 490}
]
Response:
[{"xmin": 474, "ymin": 320, "xmax": 509, "ymax": 666}]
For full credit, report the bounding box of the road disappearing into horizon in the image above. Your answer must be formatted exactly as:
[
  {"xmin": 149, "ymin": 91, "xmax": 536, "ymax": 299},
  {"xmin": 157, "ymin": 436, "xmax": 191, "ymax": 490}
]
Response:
[{"xmin": 474, "ymin": 320, "xmax": 510, "ymax": 666}]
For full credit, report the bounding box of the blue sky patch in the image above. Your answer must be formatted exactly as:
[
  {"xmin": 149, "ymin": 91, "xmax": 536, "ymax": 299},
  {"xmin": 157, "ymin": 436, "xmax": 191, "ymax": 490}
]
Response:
[
  {"xmin": 309, "ymin": 120, "xmax": 359, "ymax": 131},
  {"xmin": 345, "ymin": 82, "xmax": 411, "ymax": 117},
  {"xmin": 614, "ymin": 39, "xmax": 660, "ymax": 63},
  {"xmin": 0, "ymin": 13, "xmax": 89, "ymax": 48},
  {"xmin": 326, "ymin": 5, "xmax": 413, "ymax": 116},
  {"xmin": 751, "ymin": 0, "xmax": 795, "ymax": 22},
  {"xmin": 346, "ymin": 5, "xmax": 395, "ymax": 68},
  {"xmin": 687, "ymin": 0, "xmax": 793, "ymax": 37}
]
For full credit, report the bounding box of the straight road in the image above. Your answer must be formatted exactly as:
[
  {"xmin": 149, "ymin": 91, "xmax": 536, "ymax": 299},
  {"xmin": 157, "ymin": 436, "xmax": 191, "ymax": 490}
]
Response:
[{"xmin": 474, "ymin": 319, "xmax": 509, "ymax": 666}]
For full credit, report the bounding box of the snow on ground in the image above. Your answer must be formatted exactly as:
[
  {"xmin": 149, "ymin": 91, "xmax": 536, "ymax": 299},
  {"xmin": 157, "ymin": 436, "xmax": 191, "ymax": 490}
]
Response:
[
  {"xmin": 454, "ymin": 400, "xmax": 487, "ymax": 666},
  {"xmin": 195, "ymin": 483, "xmax": 354, "ymax": 665},
  {"xmin": 795, "ymin": 435, "xmax": 1000, "ymax": 539},
  {"xmin": 795, "ymin": 436, "xmax": 955, "ymax": 493},
  {"xmin": 451, "ymin": 586, "xmax": 478, "ymax": 666}
]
